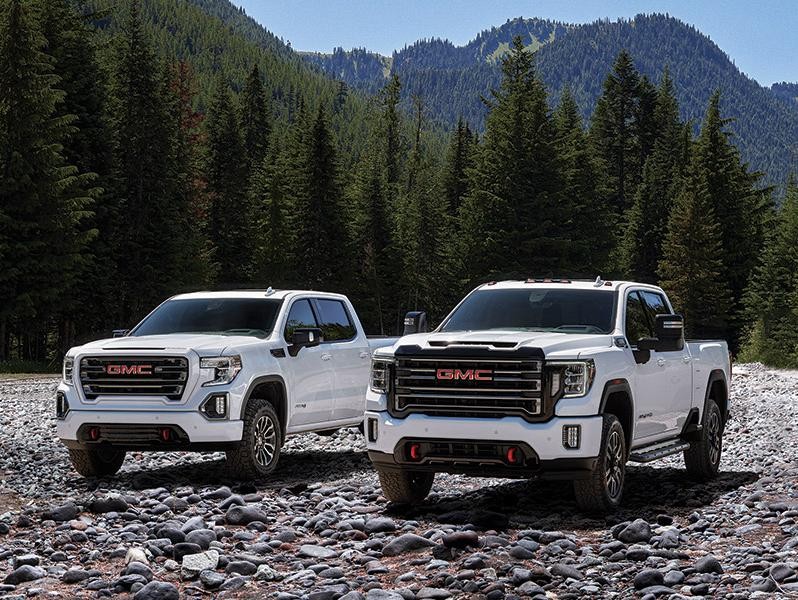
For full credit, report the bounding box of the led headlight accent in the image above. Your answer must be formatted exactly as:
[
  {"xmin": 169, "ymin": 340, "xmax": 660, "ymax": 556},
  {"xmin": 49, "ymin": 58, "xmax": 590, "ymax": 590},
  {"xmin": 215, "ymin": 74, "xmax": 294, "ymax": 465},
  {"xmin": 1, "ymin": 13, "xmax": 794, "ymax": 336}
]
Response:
[
  {"xmin": 370, "ymin": 357, "xmax": 393, "ymax": 394},
  {"xmin": 201, "ymin": 355, "xmax": 242, "ymax": 386},
  {"xmin": 550, "ymin": 360, "xmax": 595, "ymax": 398},
  {"xmin": 62, "ymin": 356, "xmax": 74, "ymax": 385}
]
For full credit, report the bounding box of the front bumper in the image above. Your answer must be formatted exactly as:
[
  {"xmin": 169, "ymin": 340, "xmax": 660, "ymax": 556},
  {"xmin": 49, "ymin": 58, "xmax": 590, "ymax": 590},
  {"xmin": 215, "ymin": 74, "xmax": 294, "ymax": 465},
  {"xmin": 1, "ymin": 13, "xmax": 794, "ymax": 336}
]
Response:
[{"xmin": 364, "ymin": 411, "xmax": 602, "ymax": 479}]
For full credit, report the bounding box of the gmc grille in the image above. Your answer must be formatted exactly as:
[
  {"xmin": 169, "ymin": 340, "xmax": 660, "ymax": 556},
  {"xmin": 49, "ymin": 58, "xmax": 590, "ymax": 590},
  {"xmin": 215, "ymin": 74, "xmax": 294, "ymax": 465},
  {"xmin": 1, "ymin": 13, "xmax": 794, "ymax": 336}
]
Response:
[
  {"xmin": 80, "ymin": 357, "xmax": 188, "ymax": 401},
  {"xmin": 391, "ymin": 347, "xmax": 547, "ymax": 421}
]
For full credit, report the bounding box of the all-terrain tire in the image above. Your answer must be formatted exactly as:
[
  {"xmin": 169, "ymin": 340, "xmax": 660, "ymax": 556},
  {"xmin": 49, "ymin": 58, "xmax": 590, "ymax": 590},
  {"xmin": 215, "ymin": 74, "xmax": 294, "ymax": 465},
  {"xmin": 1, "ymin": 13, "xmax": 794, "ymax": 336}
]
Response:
[
  {"xmin": 68, "ymin": 447, "xmax": 126, "ymax": 478},
  {"xmin": 573, "ymin": 414, "xmax": 627, "ymax": 513},
  {"xmin": 226, "ymin": 399, "xmax": 282, "ymax": 479},
  {"xmin": 684, "ymin": 398, "xmax": 723, "ymax": 480},
  {"xmin": 377, "ymin": 468, "xmax": 434, "ymax": 504}
]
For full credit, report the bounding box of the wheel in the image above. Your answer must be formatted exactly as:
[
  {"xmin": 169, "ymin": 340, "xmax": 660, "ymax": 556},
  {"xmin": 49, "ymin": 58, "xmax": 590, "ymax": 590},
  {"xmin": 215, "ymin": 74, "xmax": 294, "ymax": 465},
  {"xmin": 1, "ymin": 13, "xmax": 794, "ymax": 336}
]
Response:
[
  {"xmin": 226, "ymin": 399, "xmax": 282, "ymax": 479},
  {"xmin": 573, "ymin": 415, "xmax": 626, "ymax": 513},
  {"xmin": 68, "ymin": 447, "xmax": 126, "ymax": 478},
  {"xmin": 377, "ymin": 468, "xmax": 434, "ymax": 504},
  {"xmin": 684, "ymin": 398, "xmax": 723, "ymax": 480}
]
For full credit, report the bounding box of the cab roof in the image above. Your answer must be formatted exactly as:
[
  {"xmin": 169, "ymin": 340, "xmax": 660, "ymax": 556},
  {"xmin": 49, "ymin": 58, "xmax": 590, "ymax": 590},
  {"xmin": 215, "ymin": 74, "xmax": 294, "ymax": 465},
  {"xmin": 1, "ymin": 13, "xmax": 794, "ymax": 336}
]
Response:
[
  {"xmin": 169, "ymin": 289, "xmax": 347, "ymax": 301},
  {"xmin": 477, "ymin": 279, "xmax": 662, "ymax": 293}
]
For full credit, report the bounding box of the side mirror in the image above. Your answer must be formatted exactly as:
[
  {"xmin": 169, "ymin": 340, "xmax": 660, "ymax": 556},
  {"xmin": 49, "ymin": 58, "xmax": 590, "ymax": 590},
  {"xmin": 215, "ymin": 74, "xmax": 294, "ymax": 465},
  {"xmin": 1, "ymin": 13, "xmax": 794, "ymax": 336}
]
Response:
[
  {"xmin": 112, "ymin": 329, "xmax": 129, "ymax": 338},
  {"xmin": 654, "ymin": 314, "xmax": 685, "ymax": 352},
  {"xmin": 403, "ymin": 311, "xmax": 428, "ymax": 336},
  {"xmin": 288, "ymin": 327, "xmax": 323, "ymax": 356}
]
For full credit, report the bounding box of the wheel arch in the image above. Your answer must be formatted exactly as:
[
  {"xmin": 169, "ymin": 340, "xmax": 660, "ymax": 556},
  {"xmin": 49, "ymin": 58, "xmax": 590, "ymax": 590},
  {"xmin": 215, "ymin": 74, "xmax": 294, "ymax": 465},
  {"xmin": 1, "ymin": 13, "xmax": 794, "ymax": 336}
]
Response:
[
  {"xmin": 598, "ymin": 379, "xmax": 634, "ymax": 452},
  {"xmin": 704, "ymin": 369, "xmax": 729, "ymax": 424},
  {"xmin": 241, "ymin": 375, "xmax": 288, "ymax": 441}
]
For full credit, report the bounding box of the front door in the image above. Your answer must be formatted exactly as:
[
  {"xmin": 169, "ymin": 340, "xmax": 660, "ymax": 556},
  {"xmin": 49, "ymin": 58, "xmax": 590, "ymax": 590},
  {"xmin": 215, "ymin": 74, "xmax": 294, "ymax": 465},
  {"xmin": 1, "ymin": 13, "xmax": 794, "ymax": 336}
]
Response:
[
  {"xmin": 624, "ymin": 290, "xmax": 671, "ymax": 442},
  {"xmin": 282, "ymin": 298, "xmax": 335, "ymax": 428}
]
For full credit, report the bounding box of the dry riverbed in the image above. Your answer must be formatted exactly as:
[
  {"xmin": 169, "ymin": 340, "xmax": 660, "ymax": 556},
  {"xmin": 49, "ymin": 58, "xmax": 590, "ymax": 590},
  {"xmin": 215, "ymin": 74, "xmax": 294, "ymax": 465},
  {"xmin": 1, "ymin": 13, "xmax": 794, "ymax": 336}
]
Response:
[{"xmin": 0, "ymin": 363, "xmax": 796, "ymax": 599}]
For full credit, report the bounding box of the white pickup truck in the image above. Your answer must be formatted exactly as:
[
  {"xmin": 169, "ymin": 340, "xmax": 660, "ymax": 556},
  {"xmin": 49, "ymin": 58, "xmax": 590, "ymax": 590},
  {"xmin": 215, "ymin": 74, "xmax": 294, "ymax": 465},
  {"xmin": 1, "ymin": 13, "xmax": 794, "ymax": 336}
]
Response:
[
  {"xmin": 365, "ymin": 279, "xmax": 731, "ymax": 512},
  {"xmin": 56, "ymin": 289, "xmax": 396, "ymax": 479}
]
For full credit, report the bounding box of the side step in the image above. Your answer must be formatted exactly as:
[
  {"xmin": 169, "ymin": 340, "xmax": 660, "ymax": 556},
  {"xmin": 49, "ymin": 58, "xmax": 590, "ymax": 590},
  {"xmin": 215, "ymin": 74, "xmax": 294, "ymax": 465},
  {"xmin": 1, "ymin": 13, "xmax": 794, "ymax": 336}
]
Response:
[{"xmin": 628, "ymin": 439, "xmax": 691, "ymax": 463}]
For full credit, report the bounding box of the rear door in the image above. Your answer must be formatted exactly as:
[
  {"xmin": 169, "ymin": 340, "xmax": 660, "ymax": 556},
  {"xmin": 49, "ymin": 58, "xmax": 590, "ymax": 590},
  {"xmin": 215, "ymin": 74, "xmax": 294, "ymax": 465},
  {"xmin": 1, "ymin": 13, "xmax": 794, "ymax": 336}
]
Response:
[
  {"xmin": 640, "ymin": 290, "xmax": 693, "ymax": 433},
  {"xmin": 281, "ymin": 298, "xmax": 335, "ymax": 428},
  {"xmin": 312, "ymin": 298, "xmax": 370, "ymax": 422}
]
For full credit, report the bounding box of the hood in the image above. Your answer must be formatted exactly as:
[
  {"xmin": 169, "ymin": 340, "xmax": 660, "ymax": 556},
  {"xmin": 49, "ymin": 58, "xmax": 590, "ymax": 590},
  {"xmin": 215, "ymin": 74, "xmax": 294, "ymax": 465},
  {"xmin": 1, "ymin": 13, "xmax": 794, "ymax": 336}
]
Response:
[
  {"xmin": 389, "ymin": 329, "xmax": 614, "ymax": 357},
  {"xmin": 74, "ymin": 333, "xmax": 266, "ymax": 356}
]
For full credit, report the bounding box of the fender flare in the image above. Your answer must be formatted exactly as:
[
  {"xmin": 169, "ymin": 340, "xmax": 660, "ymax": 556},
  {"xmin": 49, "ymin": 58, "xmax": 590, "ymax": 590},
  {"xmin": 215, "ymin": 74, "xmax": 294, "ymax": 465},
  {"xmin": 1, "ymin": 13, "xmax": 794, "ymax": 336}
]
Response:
[
  {"xmin": 240, "ymin": 375, "xmax": 288, "ymax": 433},
  {"xmin": 598, "ymin": 379, "xmax": 634, "ymax": 447},
  {"xmin": 703, "ymin": 369, "xmax": 729, "ymax": 423}
]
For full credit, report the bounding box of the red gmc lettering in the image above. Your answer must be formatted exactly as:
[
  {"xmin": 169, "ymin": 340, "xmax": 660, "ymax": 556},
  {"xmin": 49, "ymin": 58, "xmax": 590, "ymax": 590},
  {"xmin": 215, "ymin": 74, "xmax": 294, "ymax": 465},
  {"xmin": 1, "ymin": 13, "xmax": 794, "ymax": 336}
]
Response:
[
  {"xmin": 105, "ymin": 365, "xmax": 152, "ymax": 376},
  {"xmin": 436, "ymin": 368, "xmax": 493, "ymax": 381}
]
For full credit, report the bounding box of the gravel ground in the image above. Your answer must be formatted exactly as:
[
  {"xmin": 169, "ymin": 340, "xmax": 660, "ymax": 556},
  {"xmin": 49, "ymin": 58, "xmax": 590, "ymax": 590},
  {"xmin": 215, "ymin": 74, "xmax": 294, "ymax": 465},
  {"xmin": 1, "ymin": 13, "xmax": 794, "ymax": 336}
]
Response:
[{"xmin": 0, "ymin": 363, "xmax": 796, "ymax": 599}]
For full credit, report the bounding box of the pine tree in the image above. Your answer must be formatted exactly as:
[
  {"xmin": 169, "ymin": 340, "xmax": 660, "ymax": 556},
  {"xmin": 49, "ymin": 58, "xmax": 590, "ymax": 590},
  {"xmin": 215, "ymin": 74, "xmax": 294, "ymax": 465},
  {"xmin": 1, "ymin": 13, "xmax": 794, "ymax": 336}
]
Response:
[
  {"xmin": 692, "ymin": 91, "xmax": 770, "ymax": 346},
  {"xmin": 553, "ymin": 87, "xmax": 612, "ymax": 275},
  {"xmin": 740, "ymin": 181, "xmax": 798, "ymax": 366},
  {"xmin": 110, "ymin": 0, "xmax": 193, "ymax": 322},
  {"xmin": 589, "ymin": 50, "xmax": 643, "ymax": 215},
  {"xmin": 37, "ymin": 0, "xmax": 117, "ymax": 349},
  {"xmin": 290, "ymin": 105, "xmax": 348, "ymax": 289},
  {"xmin": 459, "ymin": 36, "xmax": 564, "ymax": 279},
  {"xmin": 658, "ymin": 163, "xmax": 731, "ymax": 338},
  {"xmin": 381, "ymin": 74, "xmax": 403, "ymax": 195},
  {"xmin": 240, "ymin": 64, "xmax": 271, "ymax": 174},
  {"xmin": 441, "ymin": 116, "xmax": 475, "ymax": 214},
  {"xmin": 622, "ymin": 68, "xmax": 685, "ymax": 282},
  {"xmin": 205, "ymin": 78, "xmax": 252, "ymax": 285},
  {"xmin": 250, "ymin": 138, "xmax": 290, "ymax": 287},
  {"xmin": 0, "ymin": 0, "xmax": 94, "ymax": 360}
]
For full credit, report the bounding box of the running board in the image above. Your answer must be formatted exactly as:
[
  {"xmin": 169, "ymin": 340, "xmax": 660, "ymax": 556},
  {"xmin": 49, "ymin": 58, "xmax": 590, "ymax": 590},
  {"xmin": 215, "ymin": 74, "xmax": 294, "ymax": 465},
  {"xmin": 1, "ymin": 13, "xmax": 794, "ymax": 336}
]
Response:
[{"xmin": 628, "ymin": 440, "xmax": 691, "ymax": 463}]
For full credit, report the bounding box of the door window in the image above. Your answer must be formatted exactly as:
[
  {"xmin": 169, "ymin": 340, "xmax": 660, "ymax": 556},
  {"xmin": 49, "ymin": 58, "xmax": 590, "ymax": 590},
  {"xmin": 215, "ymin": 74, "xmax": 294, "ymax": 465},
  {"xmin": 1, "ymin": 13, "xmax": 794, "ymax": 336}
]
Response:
[
  {"xmin": 625, "ymin": 291, "xmax": 653, "ymax": 346},
  {"xmin": 314, "ymin": 299, "xmax": 356, "ymax": 342},
  {"xmin": 284, "ymin": 299, "xmax": 318, "ymax": 340}
]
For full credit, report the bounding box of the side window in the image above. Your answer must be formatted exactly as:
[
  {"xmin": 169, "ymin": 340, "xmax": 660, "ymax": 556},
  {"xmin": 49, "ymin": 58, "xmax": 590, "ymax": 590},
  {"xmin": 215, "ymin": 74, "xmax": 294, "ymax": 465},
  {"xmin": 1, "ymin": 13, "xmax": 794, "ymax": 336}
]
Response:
[
  {"xmin": 284, "ymin": 299, "xmax": 318, "ymax": 340},
  {"xmin": 625, "ymin": 291, "xmax": 653, "ymax": 345},
  {"xmin": 641, "ymin": 291, "xmax": 670, "ymax": 321},
  {"xmin": 315, "ymin": 299, "xmax": 356, "ymax": 342}
]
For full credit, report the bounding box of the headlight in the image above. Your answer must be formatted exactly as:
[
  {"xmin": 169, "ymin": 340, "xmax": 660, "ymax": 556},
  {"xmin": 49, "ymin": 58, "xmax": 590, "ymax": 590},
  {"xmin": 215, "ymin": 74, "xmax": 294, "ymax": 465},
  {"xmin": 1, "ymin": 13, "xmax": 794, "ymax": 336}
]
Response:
[
  {"xmin": 201, "ymin": 355, "xmax": 242, "ymax": 386},
  {"xmin": 550, "ymin": 360, "xmax": 595, "ymax": 398},
  {"xmin": 370, "ymin": 357, "xmax": 393, "ymax": 394},
  {"xmin": 62, "ymin": 356, "xmax": 74, "ymax": 385}
]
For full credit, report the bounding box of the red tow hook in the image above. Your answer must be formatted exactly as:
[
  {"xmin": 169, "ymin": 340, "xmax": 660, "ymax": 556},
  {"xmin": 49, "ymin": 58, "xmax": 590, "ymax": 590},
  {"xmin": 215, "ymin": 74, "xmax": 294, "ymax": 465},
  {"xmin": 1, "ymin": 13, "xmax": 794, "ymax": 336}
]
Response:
[
  {"xmin": 506, "ymin": 446, "xmax": 520, "ymax": 464},
  {"xmin": 409, "ymin": 443, "xmax": 422, "ymax": 461},
  {"xmin": 88, "ymin": 426, "xmax": 101, "ymax": 441},
  {"xmin": 160, "ymin": 427, "xmax": 171, "ymax": 442}
]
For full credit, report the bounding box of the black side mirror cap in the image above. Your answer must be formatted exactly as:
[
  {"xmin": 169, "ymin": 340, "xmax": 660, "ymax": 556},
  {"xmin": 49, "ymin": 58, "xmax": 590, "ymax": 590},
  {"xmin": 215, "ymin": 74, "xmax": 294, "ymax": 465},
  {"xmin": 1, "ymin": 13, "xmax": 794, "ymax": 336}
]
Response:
[
  {"xmin": 112, "ymin": 329, "xmax": 129, "ymax": 338},
  {"xmin": 288, "ymin": 327, "xmax": 323, "ymax": 356},
  {"xmin": 654, "ymin": 314, "xmax": 685, "ymax": 351},
  {"xmin": 637, "ymin": 337, "xmax": 658, "ymax": 351},
  {"xmin": 403, "ymin": 311, "xmax": 428, "ymax": 335}
]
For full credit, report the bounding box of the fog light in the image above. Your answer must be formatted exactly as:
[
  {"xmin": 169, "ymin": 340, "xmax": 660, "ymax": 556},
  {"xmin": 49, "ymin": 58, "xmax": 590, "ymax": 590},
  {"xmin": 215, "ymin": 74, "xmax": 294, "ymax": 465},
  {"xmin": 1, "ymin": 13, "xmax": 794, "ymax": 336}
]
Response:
[
  {"xmin": 199, "ymin": 393, "xmax": 228, "ymax": 420},
  {"xmin": 367, "ymin": 417, "xmax": 378, "ymax": 443},
  {"xmin": 56, "ymin": 392, "xmax": 69, "ymax": 419},
  {"xmin": 562, "ymin": 425, "xmax": 581, "ymax": 449}
]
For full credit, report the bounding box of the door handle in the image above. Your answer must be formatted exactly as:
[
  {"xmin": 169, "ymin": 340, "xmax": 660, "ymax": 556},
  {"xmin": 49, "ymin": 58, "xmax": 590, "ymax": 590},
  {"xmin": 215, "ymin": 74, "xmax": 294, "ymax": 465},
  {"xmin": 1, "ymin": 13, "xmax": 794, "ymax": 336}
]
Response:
[
  {"xmin": 359, "ymin": 351, "xmax": 370, "ymax": 359},
  {"xmin": 656, "ymin": 358, "xmax": 666, "ymax": 367},
  {"xmin": 682, "ymin": 356, "xmax": 692, "ymax": 363},
  {"xmin": 321, "ymin": 353, "xmax": 332, "ymax": 361}
]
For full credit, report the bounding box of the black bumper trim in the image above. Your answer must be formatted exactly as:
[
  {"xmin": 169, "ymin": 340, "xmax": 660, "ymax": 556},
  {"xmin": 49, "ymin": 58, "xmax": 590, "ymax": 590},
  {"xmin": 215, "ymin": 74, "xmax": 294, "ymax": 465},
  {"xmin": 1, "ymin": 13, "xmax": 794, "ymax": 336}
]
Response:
[{"xmin": 368, "ymin": 449, "xmax": 597, "ymax": 480}]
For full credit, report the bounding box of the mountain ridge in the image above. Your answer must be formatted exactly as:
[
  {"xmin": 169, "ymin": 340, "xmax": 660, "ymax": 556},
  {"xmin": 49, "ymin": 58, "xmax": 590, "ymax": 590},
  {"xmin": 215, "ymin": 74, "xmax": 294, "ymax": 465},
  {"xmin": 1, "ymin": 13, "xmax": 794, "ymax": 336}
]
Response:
[{"xmin": 301, "ymin": 13, "xmax": 798, "ymax": 186}]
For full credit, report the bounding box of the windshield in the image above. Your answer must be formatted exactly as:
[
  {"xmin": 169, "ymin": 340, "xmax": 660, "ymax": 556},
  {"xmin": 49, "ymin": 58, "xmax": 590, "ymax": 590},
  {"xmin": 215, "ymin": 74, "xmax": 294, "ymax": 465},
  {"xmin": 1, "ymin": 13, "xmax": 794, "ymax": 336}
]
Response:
[
  {"xmin": 440, "ymin": 288, "xmax": 616, "ymax": 334},
  {"xmin": 132, "ymin": 298, "xmax": 283, "ymax": 338}
]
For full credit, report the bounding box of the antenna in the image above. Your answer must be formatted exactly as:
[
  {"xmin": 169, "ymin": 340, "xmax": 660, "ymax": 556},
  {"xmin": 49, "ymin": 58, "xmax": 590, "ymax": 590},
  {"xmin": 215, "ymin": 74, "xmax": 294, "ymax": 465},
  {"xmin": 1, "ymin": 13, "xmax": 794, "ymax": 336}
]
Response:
[
  {"xmin": 593, "ymin": 276, "xmax": 604, "ymax": 287},
  {"xmin": 265, "ymin": 287, "xmax": 275, "ymax": 296}
]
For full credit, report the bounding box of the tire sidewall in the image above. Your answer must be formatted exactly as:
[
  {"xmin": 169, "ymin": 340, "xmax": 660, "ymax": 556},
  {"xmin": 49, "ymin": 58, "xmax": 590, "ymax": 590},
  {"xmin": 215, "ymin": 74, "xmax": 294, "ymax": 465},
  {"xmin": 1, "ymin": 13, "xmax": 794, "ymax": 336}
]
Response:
[
  {"xmin": 600, "ymin": 416, "xmax": 627, "ymax": 508},
  {"xmin": 245, "ymin": 403, "xmax": 282, "ymax": 476},
  {"xmin": 702, "ymin": 399, "xmax": 723, "ymax": 474}
]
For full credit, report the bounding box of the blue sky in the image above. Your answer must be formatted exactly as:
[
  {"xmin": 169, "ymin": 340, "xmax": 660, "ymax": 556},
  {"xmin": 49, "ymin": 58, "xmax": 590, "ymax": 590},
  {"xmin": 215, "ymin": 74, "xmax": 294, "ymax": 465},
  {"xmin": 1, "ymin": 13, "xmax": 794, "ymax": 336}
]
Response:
[{"xmin": 231, "ymin": 0, "xmax": 796, "ymax": 86}]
